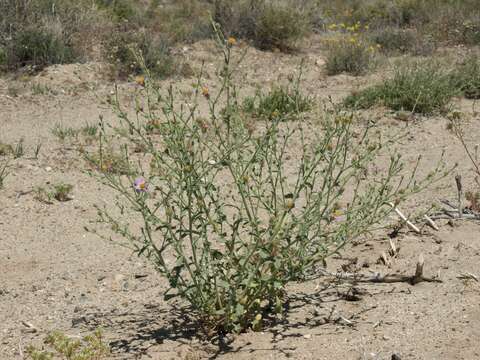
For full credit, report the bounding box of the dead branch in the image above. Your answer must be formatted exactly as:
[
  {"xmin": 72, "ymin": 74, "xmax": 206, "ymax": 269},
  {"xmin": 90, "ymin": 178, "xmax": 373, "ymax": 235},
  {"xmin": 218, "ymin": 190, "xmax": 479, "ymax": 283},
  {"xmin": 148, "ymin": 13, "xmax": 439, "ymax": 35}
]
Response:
[
  {"xmin": 388, "ymin": 202, "xmax": 421, "ymax": 233},
  {"xmin": 318, "ymin": 254, "xmax": 441, "ymax": 285},
  {"xmin": 455, "ymin": 175, "xmax": 463, "ymax": 219}
]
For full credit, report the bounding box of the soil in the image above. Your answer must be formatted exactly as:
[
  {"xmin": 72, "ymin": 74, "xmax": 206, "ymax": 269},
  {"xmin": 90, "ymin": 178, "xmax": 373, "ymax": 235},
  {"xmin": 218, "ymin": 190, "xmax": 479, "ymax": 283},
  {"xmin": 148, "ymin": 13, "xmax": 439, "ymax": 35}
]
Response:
[{"xmin": 1, "ymin": 36, "xmax": 479, "ymax": 360}]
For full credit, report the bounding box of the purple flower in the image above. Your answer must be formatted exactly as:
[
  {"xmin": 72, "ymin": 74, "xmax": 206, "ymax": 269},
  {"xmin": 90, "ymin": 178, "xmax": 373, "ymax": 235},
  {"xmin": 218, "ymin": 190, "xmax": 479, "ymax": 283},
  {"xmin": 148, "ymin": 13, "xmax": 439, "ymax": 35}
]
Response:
[{"xmin": 133, "ymin": 177, "xmax": 148, "ymax": 193}]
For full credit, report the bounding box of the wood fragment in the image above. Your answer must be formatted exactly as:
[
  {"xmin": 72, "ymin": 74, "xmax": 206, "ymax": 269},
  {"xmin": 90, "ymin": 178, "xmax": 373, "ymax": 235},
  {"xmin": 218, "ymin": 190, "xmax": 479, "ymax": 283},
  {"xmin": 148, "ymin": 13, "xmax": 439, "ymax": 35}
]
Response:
[
  {"xmin": 21, "ymin": 321, "xmax": 37, "ymax": 333},
  {"xmin": 424, "ymin": 214, "xmax": 439, "ymax": 230},
  {"xmin": 389, "ymin": 238, "xmax": 398, "ymax": 256},
  {"xmin": 380, "ymin": 251, "xmax": 391, "ymax": 266},
  {"xmin": 457, "ymin": 272, "xmax": 479, "ymax": 282},
  {"xmin": 388, "ymin": 202, "xmax": 421, "ymax": 233},
  {"xmin": 429, "ymin": 213, "xmax": 478, "ymax": 220},
  {"xmin": 318, "ymin": 255, "xmax": 441, "ymax": 285},
  {"xmin": 455, "ymin": 175, "xmax": 463, "ymax": 219}
]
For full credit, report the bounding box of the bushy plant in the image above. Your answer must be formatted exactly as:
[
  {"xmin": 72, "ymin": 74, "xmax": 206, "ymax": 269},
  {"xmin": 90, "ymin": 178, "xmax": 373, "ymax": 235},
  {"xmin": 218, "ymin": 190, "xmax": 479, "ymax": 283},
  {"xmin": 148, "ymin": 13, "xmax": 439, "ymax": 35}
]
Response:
[
  {"xmin": 104, "ymin": 27, "xmax": 174, "ymax": 79},
  {"xmin": 370, "ymin": 27, "xmax": 435, "ymax": 56},
  {"xmin": 95, "ymin": 0, "xmax": 138, "ymax": 22},
  {"xmin": 324, "ymin": 34, "xmax": 377, "ymax": 76},
  {"xmin": 7, "ymin": 29, "xmax": 75, "ymax": 70},
  {"xmin": 450, "ymin": 54, "xmax": 480, "ymax": 99},
  {"xmin": 243, "ymin": 78, "xmax": 313, "ymax": 120},
  {"xmin": 88, "ymin": 32, "xmax": 448, "ymax": 333},
  {"xmin": 344, "ymin": 61, "xmax": 457, "ymax": 114},
  {"xmin": 26, "ymin": 329, "xmax": 109, "ymax": 360},
  {"xmin": 0, "ymin": 0, "xmax": 108, "ymax": 71},
  {"xmin": 34, "ymin": 183, "xmax": 73, "ymax": 204},
  {"xmin": 254, "ymin": 3, "xmax": 310, "ymax": 51},
  {"xmin": 147, "ymin": 0, "xmax": 213, "ymax": 44},
  {"xmin": 214, "ymin": 0, "xmax": 310, "ymax": 51}
]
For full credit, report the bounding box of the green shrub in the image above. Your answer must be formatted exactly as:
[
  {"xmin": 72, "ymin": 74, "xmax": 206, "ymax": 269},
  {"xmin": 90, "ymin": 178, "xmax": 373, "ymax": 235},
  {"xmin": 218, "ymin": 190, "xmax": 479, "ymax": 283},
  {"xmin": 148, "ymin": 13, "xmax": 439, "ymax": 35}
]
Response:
[
  {"xmin": 7, "ymin": 29, "xmax": 76, "ymax": 70},
  {"xmin": 243, "ymin": 84, "xmax": 313, "ymax": 120},
  {"xmin": 450, "ymin": 54, "xmax": 480, "ymax": 99},
  {"xmin": 104, "ymin": 28, "xmax": 174, "ymax": 79},
  {"xmin": 0, "ymin": 47, "xmax": 6, "ymax": 69},
  {"xmin": 34, "ymin": 183, "xmax": 73, "ymax": 204},
  {"xmin": 95, "ymin": 0, "xmax": 137, "ymax": 21},
  {"xmin": 26, "ymin": 329, "xmax": 109, "ymax": 360},
  {"xmin": 254, "ymin": 4, "xmax": 310, "ymax": 51},
  {"xmin": 370, "ymin": 27, "xmax": 435, "ymax": 55},
  {"xmin": 344, "ymin": 61, "xmax": 457, "ymax": 114},
  {"xmin": 0, "ymin": 0, "xmax": 109, "ymax": 71},
  {"xmin": 147, "ymin": 0, "xmax": 213, "ymax": 43},
  {"xmin": 88, "ymin": 33, "xmax": 448, "ymax": 333},
  {"xmin": 324, "ymin": 34, "xmax": 377, "ymax": 76},
  {"xmin": 214, "ymin": 0, "xmax": 310, "ymax": 51}
]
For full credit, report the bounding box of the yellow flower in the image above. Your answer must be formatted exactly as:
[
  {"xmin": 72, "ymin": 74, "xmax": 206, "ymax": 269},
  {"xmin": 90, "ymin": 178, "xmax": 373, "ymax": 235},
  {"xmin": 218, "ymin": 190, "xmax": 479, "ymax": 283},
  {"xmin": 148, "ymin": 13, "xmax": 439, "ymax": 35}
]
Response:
[
  {"xmin": 135, "ymin": 75, "xmax": 145, "ymax": 87},
  {"xmin": 333, "ymin": 209, "xmax": 343, "ymax": 217},
  {"xmin": 285, "ymin": 199, "xmax": 295, "ymax": 210},
  {"xmin": 227, "ymin": 37, "xmax": 237, "ymax": 46},
  {"xmin": 201, "ymin": 86, "xmax": 210, "ymax": 99}
]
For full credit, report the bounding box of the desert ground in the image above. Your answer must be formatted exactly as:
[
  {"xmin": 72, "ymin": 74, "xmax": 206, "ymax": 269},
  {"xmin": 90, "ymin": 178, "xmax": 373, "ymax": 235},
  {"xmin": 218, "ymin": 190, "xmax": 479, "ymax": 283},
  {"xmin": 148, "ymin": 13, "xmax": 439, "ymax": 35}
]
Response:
[{"xmin": 1, "ymin": 32, "xmax": 480, "ymax": 360}]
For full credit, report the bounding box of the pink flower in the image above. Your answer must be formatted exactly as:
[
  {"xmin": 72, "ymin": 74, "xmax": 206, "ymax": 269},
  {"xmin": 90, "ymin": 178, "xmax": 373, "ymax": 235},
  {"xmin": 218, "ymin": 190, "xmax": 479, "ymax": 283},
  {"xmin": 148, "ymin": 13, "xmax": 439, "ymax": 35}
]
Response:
[{"xmin": 133, "ymin": 177, "xmax": 148, "ymax": 193}]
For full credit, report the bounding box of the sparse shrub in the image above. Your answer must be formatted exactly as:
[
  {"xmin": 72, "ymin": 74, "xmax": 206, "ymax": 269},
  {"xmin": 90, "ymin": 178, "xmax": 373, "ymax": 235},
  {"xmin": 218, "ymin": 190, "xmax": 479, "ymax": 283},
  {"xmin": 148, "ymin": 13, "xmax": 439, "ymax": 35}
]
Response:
[
  {"xmin": 450, "ymin": 54, "xmax": 480, "ymax": 99},
  {"xmin": 148, "ymin": 0, "xmax": 213, "ymax": 43},
  {"xmin": 13, "ymin": 138, "xmax": 25, "ymax": 159},
  {"xmin": 324, "ymin": 34, "xmax": 377, "ymax": 76},
  {"xmin": 81, "ymin": 123, "xmax": 99, "ymax": 138},
  {"xmin": 0, "ymin": 142, "xmax": 13, "ymax": 156},
  {"xmin": 104, "ymin": 28, "xmax": 174, "ymax": 79},
  {"xmin": 0, "ymin": 0, "xmax": 108, "ymax": 71},
  {"xmin": 321, "ymin": 0, "xmax": 428, "ymax": 30},
  {"xmin": 243, "ymin": 82, "xmax": 313, "ymax": 120},
  {"xmin": 214, "ymin": 0, "xmax": 310, "ymax": 51},
  {"xmin": 0, "ymin": 46, "xmax": 6, "ymax": 70},
  {"xmin": 52, "ymin": 183, "xmax": 74, "ymax": 202},
  {"xmin": 370, "ymin": 27, "xmax": 435, "ymax": 56},
  {"xmin": 52, "ymin": 124, "xmax": 78, "ymax": 142},
  {"xmin": 88, "ymin": 34, "xmax": 448, "ymax": 333},
  {"xmin": 254, "ymin": 4, "xmax": 310, "ymax": 51},
  {"xmin": 26, "ymin": 328, "xmax": 109, "ymax": 360},
  {"xmin": 6, "ymin": 28, "xmax": 76, "ymax": 70},
  {"xmin": 87, "ymin": 146, "xmax": 132, "ymax": 175},
  {"xmin": 34, "ymin": 183, "xmax": 73, "ymax": 204},
  {"xmin": 0, "ymin": 161, "xmax": 9, "ymax": 189},
  {"xmin": 344, "ymin": 61, "xmax": 457, "ymax": 114},
  {"xmin": 95, "ymin": 0, "xmax": 138, "ymax": 22},
  {"xmin": 450, "ymin": 115, "xmax": 480, "ymax": 211}
]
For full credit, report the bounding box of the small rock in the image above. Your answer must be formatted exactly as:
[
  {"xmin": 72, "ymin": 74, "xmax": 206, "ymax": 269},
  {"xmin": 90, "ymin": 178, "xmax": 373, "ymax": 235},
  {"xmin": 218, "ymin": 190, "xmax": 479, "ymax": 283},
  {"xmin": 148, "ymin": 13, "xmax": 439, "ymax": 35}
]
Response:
[
  {"xmin": 45, "ymin": 166, "xmax": 52, "ymax": 172},
  {"xmin": 391, "ymin": 354, "xmax": 401, "ymax": 360},
  {"xmin": 303, "ymin": 334, "xmax": 312, "ymax": 339},
  {"xmin": 72, "ymin": 316, "xmax": 87, "ymax": 327}
]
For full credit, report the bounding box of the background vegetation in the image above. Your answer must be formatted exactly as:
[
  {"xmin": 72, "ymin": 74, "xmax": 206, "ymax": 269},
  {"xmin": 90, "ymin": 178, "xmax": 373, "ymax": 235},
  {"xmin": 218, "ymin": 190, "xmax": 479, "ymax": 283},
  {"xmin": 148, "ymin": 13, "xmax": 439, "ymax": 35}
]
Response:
[{"xmin": 0, "ymin": 0, "xmax": 478, "ymax": 77}]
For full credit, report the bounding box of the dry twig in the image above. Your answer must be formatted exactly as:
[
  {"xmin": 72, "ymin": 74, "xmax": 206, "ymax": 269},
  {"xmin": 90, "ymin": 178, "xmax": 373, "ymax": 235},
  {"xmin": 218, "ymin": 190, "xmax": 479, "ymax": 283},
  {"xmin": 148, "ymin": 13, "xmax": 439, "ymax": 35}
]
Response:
[{"xmin": 319, "ymin": 254, "xmax": 440, "ymax": 285}]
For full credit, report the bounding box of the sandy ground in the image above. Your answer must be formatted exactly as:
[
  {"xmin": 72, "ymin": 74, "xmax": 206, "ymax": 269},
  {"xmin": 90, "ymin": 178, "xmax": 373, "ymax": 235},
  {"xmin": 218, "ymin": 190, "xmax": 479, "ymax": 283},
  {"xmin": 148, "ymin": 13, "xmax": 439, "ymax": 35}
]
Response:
[{"xmin": 1, "ymin": 37, "xmax": 479, "ymax": 359}]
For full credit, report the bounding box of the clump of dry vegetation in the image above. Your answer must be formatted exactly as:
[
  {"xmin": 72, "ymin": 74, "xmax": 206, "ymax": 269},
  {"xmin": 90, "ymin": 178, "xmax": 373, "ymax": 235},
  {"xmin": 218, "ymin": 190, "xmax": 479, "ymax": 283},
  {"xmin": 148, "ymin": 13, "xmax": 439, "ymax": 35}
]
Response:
[
  {"xmin": 1, "ymin": 0, "xmax": 478, "ymax": 79},
  {"xmin": 213, "ymin": 0, "xmax": 311, "ymax": 51}
]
